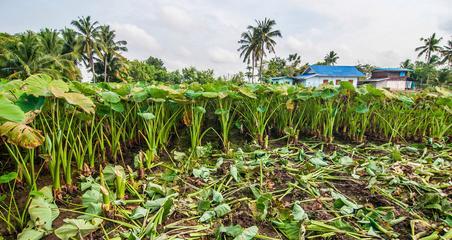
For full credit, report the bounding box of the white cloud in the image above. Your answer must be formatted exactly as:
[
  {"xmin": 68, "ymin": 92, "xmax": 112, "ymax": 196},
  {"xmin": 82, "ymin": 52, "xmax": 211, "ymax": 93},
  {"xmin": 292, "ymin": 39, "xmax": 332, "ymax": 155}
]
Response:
[
  {"xmin": 208, "ymin": 47, "xmax": 238, "ymax": 63},
  {"xmin": 159, "ymin": 5, "xmax": 194, "ymax": 30},
  {"xmin": 110, "ymin": 23, "xmax": 160, "ymax": 60}
]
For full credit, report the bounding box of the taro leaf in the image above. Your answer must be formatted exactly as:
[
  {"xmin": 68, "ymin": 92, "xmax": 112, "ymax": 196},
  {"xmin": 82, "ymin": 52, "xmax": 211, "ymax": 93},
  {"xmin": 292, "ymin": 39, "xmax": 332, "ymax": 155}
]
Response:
[
  {"xmin": 173, "ymin": 151, "xmax": 186, "ymax": 161},
  {"xmin": 199, "ymin": 210, "xmax": 216, "ymax": 222},
  {"xmin": 138, "ymin": 112, "xmax": 156, "ymax": 120},
  {"xmin": 331, "ymin": 191, "xmax": 362, "ymax": 214},
  {"xmin": 23, "ymin": 74, "xmax": 52, "ymax": 97},
  {"xmin": 130, "ymin": 206, "xmax": 148, "ymax": 220},
  {"xmin": 81, "ymin": 189, "xmax": 103, "ymax": 215},
  {"xmin": 238, "ymin": 87, "xmax": 257, "ymax": 99},
  {"xmin": 355, "ymin": 104, "xmax": 369, "ymax": 114},
  {"xmin": 214, "ymin": 203, "xmax": 231, "ymax": 217},
  {"xmin": 193, "ymin": 167, "xmax": 210, "ymax": 182},
  {"xmin": 218, "ymin": 224, "xmax": 243, "ymax": 237},
  {"xmin": 214, "ymin": 108, "xmax": 227, "ymax": 115},
  {"xmin": 17, "ymin": 228, "xmax": 45, "ymax": 240},
  {"xmin": 48, "ymin": 79, "xmax": 69, "ymax": 97},
  {"xmin": 60, "ymin": 92, "xmax": 95, "ymax": 114},
  {"xmin": 397, "ymin": 95, "xmax": 414, "ymax": 105},
  {"xmin": 272, "ymin": 221, "xmax": 301, "ymax": 240},
  {"xmin": 292, "ymin": 203, "xmax": 308, "ymax": 221},
  {"xmin": 15, "ymin": 94, "xmax": 45, "ymax": 113},
  {"xmin": 233, "ymin": 226, "xmax": 258, "ymax": 240},
  {"xmin": 338, "ymin": 156, "xmax": 354, "ymax": 166},
  {"xmin": 110, "ymin": 102, "xmax": 124, "ymax": 112},
  {"xmin": 28, "ymin": 187, "xmax": 59, "ymax": 232},
  {"xmin": 71, "ymin": 81, "xmax": 97, "ymax": 95},
  {"xmin": 230, "ymin": 165, "xmax": 240, "ymax": 182},
  {"xmin": 212, "ymin": 190, "xmax": 224, "ymax": 203},
  {"xmin": 0, "ymin": 122, "xmax": 44, "ymax": 149},
  {"xmin": 0, "ymin": 98, "xmax": 25, "ymax": 122},
  {"xmin": 0, "ymin": 171, "xmax": 17, "ymax": 184},
  {"xmin": 256, "ymin": 193, "xmax": 272, "ymax": 220},
  {"xmin": 99, "ymin": 91, "xmax": 121, "ymax": 103},
  {"xmin": 102, "ymin": 165, "xmax": 121, "ymax": 184},
  {"xmin": 309, "ymin": 157, "xmax": 328, "ymax": 167},
  {"xmin": 54, "ymin": 218, "xmax": 103, "ymax": 240},
  {"xmin": 202, "ymin": 92, "xmax": 219, "ymax": 98},
  {"xmin": 146, "ymin": 182, "xmax": 165, "ymax": 197},
  {"xmin": 197, "ymin": 200, "xmax": 211, "ymax": 211},
  {"xmin": 194, "ymin": 106, "xmax": 206, "ymax": 114}
]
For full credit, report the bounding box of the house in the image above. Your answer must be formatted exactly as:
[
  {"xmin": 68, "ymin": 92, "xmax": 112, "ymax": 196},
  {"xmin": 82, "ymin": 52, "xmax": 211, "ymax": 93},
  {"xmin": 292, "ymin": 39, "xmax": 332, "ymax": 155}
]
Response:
[
  {"xmin": 293, "ymin": 65, "xmax": 364, "ymax": 87},
  {"xmin": 360, "ymin": 68, "xmax": 414, "ymax": 90},
  {"xmin": 269, "ymin": 76, "xmax": 294, "ymax": 85}
]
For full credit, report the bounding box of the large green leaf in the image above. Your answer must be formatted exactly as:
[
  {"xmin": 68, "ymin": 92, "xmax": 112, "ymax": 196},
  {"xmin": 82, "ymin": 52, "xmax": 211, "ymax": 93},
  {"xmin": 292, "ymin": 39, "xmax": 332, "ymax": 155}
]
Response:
[
  {"xmin": 23, "ymin": 74, "xmax": 53, "ymax": 97},
  {"xmin": 54, "ymin": 218, "xmax": 103, "ymax": 240},
  {"xmin": 0, "ymin": 98, "xmax": 25, "ymax": 122},
  {"xmin": 15, "ymin": 94, "xmax": 46, "ymax": 113}
]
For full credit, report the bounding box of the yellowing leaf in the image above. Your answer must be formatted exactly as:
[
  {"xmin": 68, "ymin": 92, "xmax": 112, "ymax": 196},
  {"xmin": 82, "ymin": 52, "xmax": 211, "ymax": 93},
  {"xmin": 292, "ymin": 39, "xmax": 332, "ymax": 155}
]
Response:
[
  {"xmin": 61, "ymin": 92, "xmax": 95, "ymax": 114},
  {"xmin": 0, "ymin": 122, "xmax": 45, "ymax": 149}
]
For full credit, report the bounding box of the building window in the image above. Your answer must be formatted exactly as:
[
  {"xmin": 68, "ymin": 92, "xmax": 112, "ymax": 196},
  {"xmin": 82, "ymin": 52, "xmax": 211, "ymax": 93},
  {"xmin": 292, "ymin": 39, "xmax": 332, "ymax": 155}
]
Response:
[
  {"xmin": 323, "ymin": 79, "xmax": 329, "ymax": 84},
  {"xmin": 336, "ymin": 80, "xmax": 341, "ymax": 85}
]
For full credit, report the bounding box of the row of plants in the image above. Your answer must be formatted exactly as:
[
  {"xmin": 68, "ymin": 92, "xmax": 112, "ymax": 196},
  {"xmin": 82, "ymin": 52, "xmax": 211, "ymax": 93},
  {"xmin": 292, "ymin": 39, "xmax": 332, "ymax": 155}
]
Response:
[{"xmin": 0, "ymin": 74, "xmax": 450, "ymax": 193}]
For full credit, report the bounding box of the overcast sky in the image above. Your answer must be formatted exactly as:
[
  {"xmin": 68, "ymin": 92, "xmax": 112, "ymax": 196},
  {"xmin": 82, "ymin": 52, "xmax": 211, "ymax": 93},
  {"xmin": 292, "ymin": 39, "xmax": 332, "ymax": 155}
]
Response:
[{"xmin": 1, "ymin": 0, "xmax": 451, "ymax": 76}]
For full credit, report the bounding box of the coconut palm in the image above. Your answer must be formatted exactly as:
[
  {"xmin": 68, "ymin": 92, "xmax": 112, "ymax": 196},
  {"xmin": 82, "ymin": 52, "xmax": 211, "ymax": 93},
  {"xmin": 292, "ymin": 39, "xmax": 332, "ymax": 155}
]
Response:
[
  {"xmin": 238, "ymin": 29, "xmax": 258, "ymax": 83},
  {"xmin": 440, "ymin": 39, "xmax": 452, "ymax": 66},
  {"xmin": 37, "ymin": 28, "xmax": 63, "ymax": 56},
  {"xmin": 71, "ymin": 16, "xmax": 100, "ymax": 82},
  {"xmin": 61, "ymin": 28, "xmax": 83, "ymax": 64},
  {"xmin": 94, "ymin": 25, "xmax": 127, "ymax": 82},
  {"xmin": 324, "ymin": 51, "xmax": 339, "ymax": 65},
  {"xmin": 415, "ymin": 33, "xmax": 443, "ymax": 63},
  {"xmin": 254, "ymin": 18, "xmax": 282, "ymax": 81},
  {"xmin": 400, "ymin": 59, "xmax": 414, "ymax": 69}
]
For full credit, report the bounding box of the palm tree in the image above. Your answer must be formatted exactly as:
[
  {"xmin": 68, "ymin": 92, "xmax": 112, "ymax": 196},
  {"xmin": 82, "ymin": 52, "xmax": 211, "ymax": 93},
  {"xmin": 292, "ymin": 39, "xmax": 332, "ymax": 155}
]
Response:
[
  {"xmin": 238, "ymin": 29, "xmax": 258, "ymax": 83},
  {"xmin": 440, "ymin": 39, "xmax": 452, "ymax": 66},
  {"xmin": 400, "ymin": 59, "xmax": 414, "ymax": 69},
  {"xmin": 0, "ymin": 31, "xmax": 62, "ymax": 79},
  {"xmin": 71, "ymin": 16, "xmax": 100, "ymax": 82},
  {"xmin": 254, "ymin": 18, "xmax": 282, "ymax": 81},
  {"xmin": 94, "ymin": 25, "xmax": 127, "ymax": 82},
  {"xmin": 61, "ymin": 28, "xmax": 83, "ymax": 64},
  {"xmin": 37, "ymin": 28, "xmax": 63, "ymax": 56},
  {"xmin": 415, "ymin": 33, "xmax": 443, "ymax": 63},
  {"xmin": 324, "ymin": 51, "xmax": 339, "ymax": 65}
]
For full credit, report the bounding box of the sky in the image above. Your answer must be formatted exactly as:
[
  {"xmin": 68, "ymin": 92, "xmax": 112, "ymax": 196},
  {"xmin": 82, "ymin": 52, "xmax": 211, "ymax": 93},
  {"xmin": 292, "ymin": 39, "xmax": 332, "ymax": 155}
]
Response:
[{"xmin": 1, "ymin": 0, "xmax": 451, "ymax": 76}]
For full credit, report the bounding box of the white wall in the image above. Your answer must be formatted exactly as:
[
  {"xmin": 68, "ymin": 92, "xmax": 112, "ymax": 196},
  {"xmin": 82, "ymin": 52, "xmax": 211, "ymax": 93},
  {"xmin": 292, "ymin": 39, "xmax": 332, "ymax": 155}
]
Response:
[
  {"xmin": 374, "ymin": 80, "xmax": 406, "ymax": 90},
  {"xmin": 302, "ymin": 77, "xmax": 358, "ymax": 88}
]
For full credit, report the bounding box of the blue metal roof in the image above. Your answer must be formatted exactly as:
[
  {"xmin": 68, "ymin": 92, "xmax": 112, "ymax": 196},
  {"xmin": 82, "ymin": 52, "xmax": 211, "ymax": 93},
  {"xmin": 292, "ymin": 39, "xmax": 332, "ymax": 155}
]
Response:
[
  {"xmin": 373, "ymin": 68, "xmax": 413, "ymax": 72},
  {"xmin": 296, "ymin": 65, "xmax": 365, "ymax": 78}
]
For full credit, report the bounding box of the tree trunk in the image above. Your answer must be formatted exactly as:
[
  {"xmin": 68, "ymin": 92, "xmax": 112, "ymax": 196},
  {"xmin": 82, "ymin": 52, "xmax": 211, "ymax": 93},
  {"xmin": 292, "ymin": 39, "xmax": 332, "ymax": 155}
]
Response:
[{"xmin": 104, "ymin": 56, "xmax": 108, "ymax": 82}]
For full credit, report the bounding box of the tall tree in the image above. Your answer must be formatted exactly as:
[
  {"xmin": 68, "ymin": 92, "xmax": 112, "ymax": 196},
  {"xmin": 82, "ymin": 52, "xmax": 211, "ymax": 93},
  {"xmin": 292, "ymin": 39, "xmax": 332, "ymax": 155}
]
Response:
[
  {"xmin": 400, "ymin": 59, "xmax": 414, "ymax": 69},
  {"xmin": 94, "ymin": 25, "xmax": 127, "ymax": 82},
  {"xmin": 61, "ymin": 28, "xmax": 82, "ymax": 64},
  {"xmin": 255, "ymin": 18, "xmax": 282, "ymax": 81},
  {"xmin": 415, "ymin": 33, "xmax": 443, "ymax": 63},
  {"xmin": 71, "ymin": 16, "xmax": 100, "ymax": 82},
  {"xmin": 324, "ymin": 51, "xmax": 339, "ymax": 65},
  {"xmin": 440, "ymin": 39, "xmax": 452, "ymax": 67},
  {"xmin": 238, "ymin": 29, "xmax": 258, "ymax": 83}
]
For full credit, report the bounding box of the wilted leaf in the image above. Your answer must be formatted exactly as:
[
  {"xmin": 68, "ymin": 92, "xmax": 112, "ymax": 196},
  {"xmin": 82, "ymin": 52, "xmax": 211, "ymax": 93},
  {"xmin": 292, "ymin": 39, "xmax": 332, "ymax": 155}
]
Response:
[
  {"xmin": 233, "ymin": 226, "xmax": 258, "ymax": 240},
  {"xmin": 0, "ymin": 122, "xmax": 44, "ymax": 148},
  {"xmin": 54, "ymin": 218, "xmax": 102, "ymax": 240}
]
